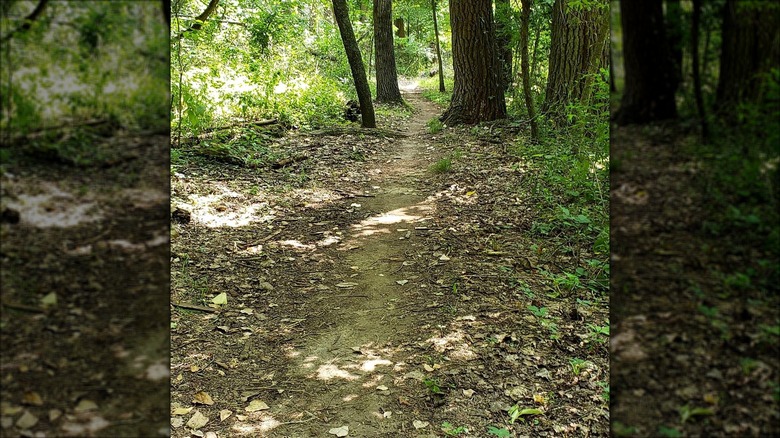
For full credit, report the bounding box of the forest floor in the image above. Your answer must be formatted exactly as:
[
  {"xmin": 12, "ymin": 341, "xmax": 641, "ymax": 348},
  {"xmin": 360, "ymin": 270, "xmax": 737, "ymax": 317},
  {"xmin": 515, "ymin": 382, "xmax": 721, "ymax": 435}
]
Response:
[
  {"xmin": 1, "ymin": 132, "xmax": 170, "ymax": 436},
  {"xmin": 170, "ymin": 88, "xmax": 609, "ymax": 437},
  {"xmin": 611, "ymin": 124, "xmax": 779, "ymax": 437}
]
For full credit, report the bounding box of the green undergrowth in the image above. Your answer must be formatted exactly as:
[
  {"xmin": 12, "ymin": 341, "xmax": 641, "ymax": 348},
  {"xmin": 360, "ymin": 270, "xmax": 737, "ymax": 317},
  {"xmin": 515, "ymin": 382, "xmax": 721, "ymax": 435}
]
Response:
[
  {"xmin": 512, "ymin": 74, "xmax": 610, "ymax": 298},
  {"xmin": 420, "ymin": 76, "xmax": 454, "ymax": 108},
  {"xmin": 172, "ymin": 126, "xmax": 283, "ymax": 169}
]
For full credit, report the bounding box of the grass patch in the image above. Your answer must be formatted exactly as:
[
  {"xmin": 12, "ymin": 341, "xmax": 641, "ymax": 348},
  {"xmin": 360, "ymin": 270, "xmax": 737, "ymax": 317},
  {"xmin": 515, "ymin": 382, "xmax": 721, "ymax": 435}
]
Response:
[{"xmin": 430, "ymin": 157, "xmax": 452, "ymax": 174}]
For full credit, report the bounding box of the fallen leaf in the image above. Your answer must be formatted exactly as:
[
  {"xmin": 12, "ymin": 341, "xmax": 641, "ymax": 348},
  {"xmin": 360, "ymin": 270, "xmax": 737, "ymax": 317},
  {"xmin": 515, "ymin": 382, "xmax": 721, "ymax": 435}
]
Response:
[
  {"xmin": 15, "ymin": 410, "xmax": 38, "ymax": 429},
  {"xmin": 328, "ymin": 425, "xmax": 349, "ymax": 437},
  {"xmin": 412, "ymin": 420, "xmax": 429, "ymax": 429},
  {"xmin": 463, "ymin": 389, "xmax": 475, "ymax": 398},
  {"xmin": 396, "ymin": 280, "xmax": 408, "ymax": 285},
  {"xmin": 172, "ymin": 407, "xmax": 192, "ymax": 415},
  {"xmin": 219, "ymin": 409, "xmax": 232, "ymax": 421},
  {"xmin": 171, "ymin": 417, "xmax": 184, "ymax": 428},
  {"xmin": 245, "ymin": 400, "xmax": 269, "ymax": 412},
  {"xmin": 240, "ymin": 308, "xmax": 254, "ymax": 315},
  {"xmin": 212, "ymin": 292, "xmax": 228, "ymax": 305},
  {"xmin": 190, "ymin": 365, "xmax": 200, "ymax": 372},
  {"xmin": 533, "ymin": 393, "xmax": 547, "ymax": 405},
  {"xmin": 383, "ymin": 411, "xmax": 392, "ymax": 418},
  {"xmin": 193, "ymin": 392, "xmax": 214, "ymax": 406},
  {"xmin": 22, "ymin": 392, "xmax": 43, "ymax": 406},
  {"xmin": 74, "ymin": 399, "xmax": 98, "ymax": 412},
  {"xmin": 40, "ymin": 292, "xmax": 57, "ymax": 308},
  {"xmin": 186, "ymin": 410, "xmax": 209, "ymax": 429},
  {"xmin": 376, "ymin": 385, "xmax": 389, "ymax": 391},
  {"xmin": 439, "ymin": 254, "xmax": 450, "ymax": 261}
]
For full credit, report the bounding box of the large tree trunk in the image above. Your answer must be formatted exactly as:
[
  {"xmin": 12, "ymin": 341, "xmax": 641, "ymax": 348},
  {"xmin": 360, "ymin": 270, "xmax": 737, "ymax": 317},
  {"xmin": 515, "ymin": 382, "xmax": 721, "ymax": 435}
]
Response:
[
  {"xmin": 613, "ymin": 0, "xmax": 678, "ymax": 126},
  {"xmin": 664, "ymin": 0, "xmax": 683, "ymax": 93},
  {"xmin": 440, "ymin": 0, "xmax": 507, "ymax": 126},
  {"xmin": 691, "ymin": 0, "xmax": 708, "ymax": 141},
  {"xmin": 332, "ymin": 0, "xmax": 376, "ymax": 128},
  {"xmin": 431, "ymin": 0, "xmax": 445, "ymax": 92},
  {"xmin": 520, "ymin": 0, "xmax": 538, "ymax": 141},
  {"xmin": 374, "ymin": 0, "xmax": 403, "ymax": 103},
  {"xmin": 716, "ymin": 0, "xmax": 780, "ymax": 112},
  {"xmin": 495, "ymin": 0, "xmax": 513, "ymax": 91},
  {"xmin": 542, "ymin": 0, "xmax": 608, "ymax": 123}
]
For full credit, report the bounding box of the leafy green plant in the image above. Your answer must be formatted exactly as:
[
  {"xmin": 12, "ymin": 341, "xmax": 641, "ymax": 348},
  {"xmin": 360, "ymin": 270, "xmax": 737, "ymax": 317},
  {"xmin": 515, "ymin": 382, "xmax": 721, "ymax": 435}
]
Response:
[
  {"xmin": 441, "ymin": 422, "xmax": 468, "ymax": 436},
  {"xmin": 658, "ymin": 425, "xmax": 683, "ymax": 437},
  {"xmin": 528, "ymin": 305, "xmax": 548, "ymax": 318},
  {"xmin": 507, "ymin": 404, "xmax": 543, "ymax": 424},
  {"xmin": 677, "ymin": 404, "xmax": 714, "ymax": 423},
  {"xmin": 430, "ymin": 158, "xmax": 452, "ymax": 174},
  {"xmin": 423, "ymin": 378, "xmax": 442, "ymax": 395},
  {"xmin": 487, "ymin": 426, "xmax": 511, "ymax": 437},
  {"xmin": 427, "ymin": 117, "xmax": 444, "ymax": 134},
  {"xmin": 569, "ymin": 358, "xmax": 590, "ymax": 376}
]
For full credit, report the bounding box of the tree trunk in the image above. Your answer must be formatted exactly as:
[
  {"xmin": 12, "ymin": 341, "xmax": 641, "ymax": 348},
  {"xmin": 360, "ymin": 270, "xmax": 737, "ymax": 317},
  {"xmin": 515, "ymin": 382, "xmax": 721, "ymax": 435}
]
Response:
[
  {"xmin": 374, "ymin": 0, "xmax": 403, "ymax": 103},
  {"xmin": 613, "ymin": 0, "xmax": 678, "ymax": 126},
  {"xmin": 542, "ymin": 0, "xmax": 609, "ymax": 123},
  {"xmin": 520, "ymin": 0, "xmax": 539, "ymax": 141},
  {"xmin": 495, "ymin": 0, "xmax": 513, "ymax": 91},
  {"xmin": 332, "ymin": 0, "xmax": 376, "ymax": 128},
  {"xmin": 440, "ymin": 0, "xmax": 507, "ymax": 126},
  {"xmin": 432, "ymin": 0, "xmax": 445, "ymax": 92},
  {"xmin": 530, "ymin": 23, "xmax": 541, "ymax": 88},
  {"xmin": 716, "ymin": 0, "xmax": 780, "ymax": 112},
  {"xmin": 664, "ymin": 0, "xmax": 683, "ymax": 93},
  {"xmin": 394, "ymin": 17, "xmax": 405, "ymax": 37},
  {"xmin": 691, "ymin": 0, "xmax": 708, "ymax": 141}
]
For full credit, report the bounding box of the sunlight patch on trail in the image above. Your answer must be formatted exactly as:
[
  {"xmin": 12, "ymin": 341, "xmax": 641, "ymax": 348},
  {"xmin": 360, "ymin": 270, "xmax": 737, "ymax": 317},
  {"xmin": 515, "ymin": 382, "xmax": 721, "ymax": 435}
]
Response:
[
  {"xmin": 4, "ymin": 182, "xmax": 103, "ymax": 228},
  {"xmin": 351, "ymin": 204, "xmax": 432, "ymax": 237}
]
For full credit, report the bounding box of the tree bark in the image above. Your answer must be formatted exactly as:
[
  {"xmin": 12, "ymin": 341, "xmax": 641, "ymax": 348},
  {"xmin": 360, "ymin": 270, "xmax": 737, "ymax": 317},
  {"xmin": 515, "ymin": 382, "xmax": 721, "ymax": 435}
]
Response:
[
  {"xmin": 542, "ymin": 0, "xmax": 609, "ymax": 123},
  {"xmin": 333, "ymin": 0, "xmax": 376, "ymax": 128},
  {"xmin": 691, "ymin": 0, "xmax": 708, "ymax": 141},
  {"xmin": 374, "ymin": 0, "xmax": 403, "ymax": 103},
  {"xmin": 440, "ymin": 0, "xmax": 507, "ymax": 126},
  {"xmin": 664, "ymin": 0, "xmax": 683, "ymax": 93},
  {"xmin": 520, "ymin": 0, "xmax": 538, "ymax": 141},
  {"xmin": 716, "ymin": 0, "xmax": 780, "ymax": 112},
  {"xmin": 613, "ymin": 0, "xmax": 678, "ymax": 125},
  {"xmin": 495, "ymin": 0, "xmax": 514, "ymax": 91},
  {"xmin": 431, "ymin": 0, "xmax": 445, "ymax": 92}
]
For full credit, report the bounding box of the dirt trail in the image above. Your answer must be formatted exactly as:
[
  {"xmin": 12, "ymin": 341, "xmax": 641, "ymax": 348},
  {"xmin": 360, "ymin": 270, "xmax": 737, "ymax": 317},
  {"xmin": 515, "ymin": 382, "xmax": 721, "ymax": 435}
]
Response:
[{"xmin": 269, "ymin": 92, "xmax": 443, "ymax": 437}]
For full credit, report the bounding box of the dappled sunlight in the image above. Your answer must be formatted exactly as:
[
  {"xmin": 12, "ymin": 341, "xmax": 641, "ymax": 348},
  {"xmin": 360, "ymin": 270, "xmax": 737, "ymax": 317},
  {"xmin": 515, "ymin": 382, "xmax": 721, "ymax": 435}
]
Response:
[
  {"xmin": 361, "ymin": 358, "xmax": 393, "ymax": 372},
  {"xmin": 315, "ymin": 364, "xmax": 359, "ymax": 381},
  {"xmin": 183, "ymin": 187, "xmax": 276, "ymax": 227},
  {"xmin": 351, "ymin": 204, "xmax": 432, "ymax": 238},
  {"xmin": 343, "ymin": 393, "xmax": 359, "ymax": 402},
  {"xmin": 230, "ymin": 414, "xmax": 280, "ymax": 435},
  {"xmin": 3, "ymin": 181, "xmax": 102, "ymax": 228},
  {"xmin": 427, "ymin": 329, "xmax": 478, "ymax": 361}
]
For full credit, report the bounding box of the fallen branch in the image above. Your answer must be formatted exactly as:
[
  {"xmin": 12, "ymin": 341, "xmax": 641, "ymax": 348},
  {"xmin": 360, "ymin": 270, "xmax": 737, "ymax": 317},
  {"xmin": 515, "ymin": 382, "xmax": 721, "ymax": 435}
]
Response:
[{"xmin": 172, "ymin": 302, "xmax": 218, "ymax": 313}]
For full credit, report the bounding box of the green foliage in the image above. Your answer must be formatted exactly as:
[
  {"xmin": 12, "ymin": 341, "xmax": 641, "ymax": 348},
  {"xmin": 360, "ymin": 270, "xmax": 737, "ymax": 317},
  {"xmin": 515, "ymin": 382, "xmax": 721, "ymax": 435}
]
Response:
[
  {"xmin": 430, "ymin": 158, "xmax": 452, "ymax": 174},
  {"xmin": 528, "ymin": 305, "xmax": 548, "ymax": 318},
  {"xmin": 658, "ymin": 426, "xmax": 683, "ymax": 438},
  {"xmin": 441, "ymin": 422, "xmax": 468, "ymax": 436},
  {"xmin": 507, "ymin": 404, "xmax": 543, "ymax": 424},
  {"xmin": 427, "ymin": 117, "xmax": 444, "ymax": 134},
  {"xmin": 423, "ymin": 377, "xmax": 442, "ymax": 394},
  {"xmin": 2, "ymin": 2, "xmax": 168, "ymax": 134},
  {"xmin": 487, "ymin": 426, "xmax": 511, "ymax": 437}
]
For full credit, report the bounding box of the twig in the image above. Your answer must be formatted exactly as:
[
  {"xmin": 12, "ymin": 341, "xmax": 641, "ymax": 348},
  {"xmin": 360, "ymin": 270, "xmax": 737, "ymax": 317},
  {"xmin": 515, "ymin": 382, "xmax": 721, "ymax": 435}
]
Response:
[
  {"xmin": 172, "ymin": 302, "xmax": 218, "ymax": 313},
  {"xmin": 1, "ymin": 299, "xmax": 45, "ymax": 313}
]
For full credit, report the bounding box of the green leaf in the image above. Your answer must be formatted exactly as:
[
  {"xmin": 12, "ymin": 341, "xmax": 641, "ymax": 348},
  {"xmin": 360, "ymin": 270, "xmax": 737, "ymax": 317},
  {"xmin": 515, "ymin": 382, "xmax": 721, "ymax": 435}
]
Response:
[{"xmin": 487, "ymin": 426, "xmax": 511, "ymax": 437}]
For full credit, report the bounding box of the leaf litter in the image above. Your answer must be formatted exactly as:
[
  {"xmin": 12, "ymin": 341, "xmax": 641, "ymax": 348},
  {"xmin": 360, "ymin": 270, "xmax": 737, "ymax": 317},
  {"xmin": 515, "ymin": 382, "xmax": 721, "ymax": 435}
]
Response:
[{"xmin": 170, "ymin": 91, "xmax": 608, "ymax": 437}]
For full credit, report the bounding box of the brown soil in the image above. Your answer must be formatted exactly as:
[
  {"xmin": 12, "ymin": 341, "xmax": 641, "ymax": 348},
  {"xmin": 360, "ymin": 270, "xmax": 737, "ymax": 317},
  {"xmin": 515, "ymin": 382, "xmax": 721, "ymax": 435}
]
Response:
[
  {"xmin": 1, "ymin": 133, "xmax": 170, "ymax": 437},
  {"xmin": 610, "ymin": 124, "xmax": 779, "ymax": 436},
  {"xmin": 171, "ymin": 89, "xmax": 608, "ymax": 437}
]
